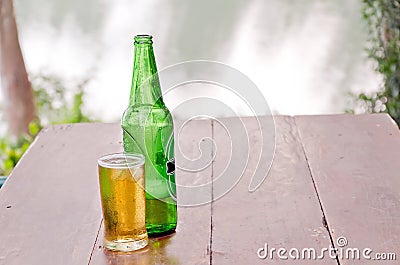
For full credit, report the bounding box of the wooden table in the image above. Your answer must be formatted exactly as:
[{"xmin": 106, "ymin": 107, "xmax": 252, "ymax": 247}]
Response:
[{"xmin": 0, "ymin": 114, "xmax": 399, "ymax": 264}]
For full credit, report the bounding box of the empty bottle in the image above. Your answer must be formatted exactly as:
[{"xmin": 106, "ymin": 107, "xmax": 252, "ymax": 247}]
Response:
[{"xmin": 122, "ymin": 34, "xmax": 177, "ymax": 236}]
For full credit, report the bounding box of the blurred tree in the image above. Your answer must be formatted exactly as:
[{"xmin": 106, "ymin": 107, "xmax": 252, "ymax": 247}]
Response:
[
  {"xmin": 0, "ymin": 0, "xmax": 36, "ymax": 138},
  {"xmin": 0, "ymin": 73, "xmax": 97, "ymax": 176},
  {"xmin": 354, "ymin": 0, "xmax": 400, "ymax": 124}
]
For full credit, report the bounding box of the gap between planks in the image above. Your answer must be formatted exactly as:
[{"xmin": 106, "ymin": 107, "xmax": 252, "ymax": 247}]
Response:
[
  {"xmin": 294, "ymin": 117, "xmax": 341, "ymax": 265},
  {"xmin": 209, "ymin": 119, "xmax": 215, "ymax": 265},
  {"xmin": 88, "ymin": 219, "xmax": 103, "ymax": 265}
]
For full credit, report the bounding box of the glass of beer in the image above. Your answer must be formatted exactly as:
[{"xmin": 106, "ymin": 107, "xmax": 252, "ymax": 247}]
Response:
[{"xmin": 98, "ymin": 153, "xmax": 148, "ymax": 251}]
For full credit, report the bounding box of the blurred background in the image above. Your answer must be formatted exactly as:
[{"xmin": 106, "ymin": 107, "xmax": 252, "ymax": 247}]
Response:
[{"xmin": 0, "ymin": 0, "xmax": 399, "ymax": 177}]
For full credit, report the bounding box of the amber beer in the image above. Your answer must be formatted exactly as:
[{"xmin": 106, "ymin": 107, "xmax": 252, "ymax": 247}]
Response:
[{"xmin": 98, "ymin": 153, "xmax": 148, "ymax": 251}]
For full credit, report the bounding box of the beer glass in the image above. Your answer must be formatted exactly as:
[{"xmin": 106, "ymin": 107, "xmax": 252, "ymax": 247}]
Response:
[{"xmin": 98, "ymin": 153, "xmax": 148, "ymax": 251}]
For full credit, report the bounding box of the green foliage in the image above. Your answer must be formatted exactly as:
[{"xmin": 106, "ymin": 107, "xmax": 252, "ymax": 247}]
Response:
[
  {"xmin": 0, "ymin": 74, "xmax": 97, "ymax": 176},
  {"xmin": 0, "ymin": 121, "xmax": 39, "ymax": 176},
  {"xmin": 31, "ymin": 74, "xmax": 96, "ymax": 126},
  {"xmin": 355, "ymin": 0, "xmax": 400, "ymax": 124}
]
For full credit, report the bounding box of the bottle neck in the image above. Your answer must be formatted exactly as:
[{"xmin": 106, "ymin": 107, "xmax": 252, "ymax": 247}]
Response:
[{"xmin": 129, "ymin": 40, "xmax": 164, "ymax": 107}]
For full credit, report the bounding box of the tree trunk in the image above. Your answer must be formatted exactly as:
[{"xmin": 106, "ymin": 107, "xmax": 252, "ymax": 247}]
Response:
[{"xmin": 0, "ymin": 0, "xmax": 36, "ymax": 138}]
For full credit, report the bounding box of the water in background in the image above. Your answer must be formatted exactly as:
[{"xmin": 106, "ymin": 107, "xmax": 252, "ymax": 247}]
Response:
[{"xmin": 1, "ymin": 0, "xmax": 381, "ymax": 122}]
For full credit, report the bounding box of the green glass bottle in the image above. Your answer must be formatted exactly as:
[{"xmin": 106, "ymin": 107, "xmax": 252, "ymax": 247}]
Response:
[{"xmin": 122, "ymin": 34, "xmax": 177, "ymax": 236}]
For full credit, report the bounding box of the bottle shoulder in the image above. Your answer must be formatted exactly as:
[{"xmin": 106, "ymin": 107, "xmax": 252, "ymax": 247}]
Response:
[{"xmin": 122, "ymin": 105, "xmax": 174, "ymax": 127}]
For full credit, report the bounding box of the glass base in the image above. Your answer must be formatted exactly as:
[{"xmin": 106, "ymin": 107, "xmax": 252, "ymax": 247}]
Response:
[{"xmin": 104, "ymin": 237, "xmax": 148, "ymax": 252}]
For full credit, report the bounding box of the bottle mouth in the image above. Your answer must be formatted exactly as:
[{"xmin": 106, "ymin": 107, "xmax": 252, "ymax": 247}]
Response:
[{"xmin": 134, "ymin": 34, "xmax": 153, "ymax": 44}]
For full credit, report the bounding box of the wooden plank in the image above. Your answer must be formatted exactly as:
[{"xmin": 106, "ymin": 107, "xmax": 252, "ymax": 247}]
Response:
[
  {"xmin": 89, "ymin": 119, "xmax": 212, "ymax": 264},
  {"xmin": 295, "ymin": 114, "xmax": 400, "ymax": 264},
  {"xmin": 211, "ymin": 116, "xmax": 336, "ymax": 264},
  {"xmin": 0, "ymin": 123, "xmax": 122, "ymax": 265}
]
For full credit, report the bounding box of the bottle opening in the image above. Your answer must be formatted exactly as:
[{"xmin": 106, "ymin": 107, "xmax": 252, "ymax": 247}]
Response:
[{"xmin": 134, "ymin": 34, "xmax": 153, "ymax": 44}]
